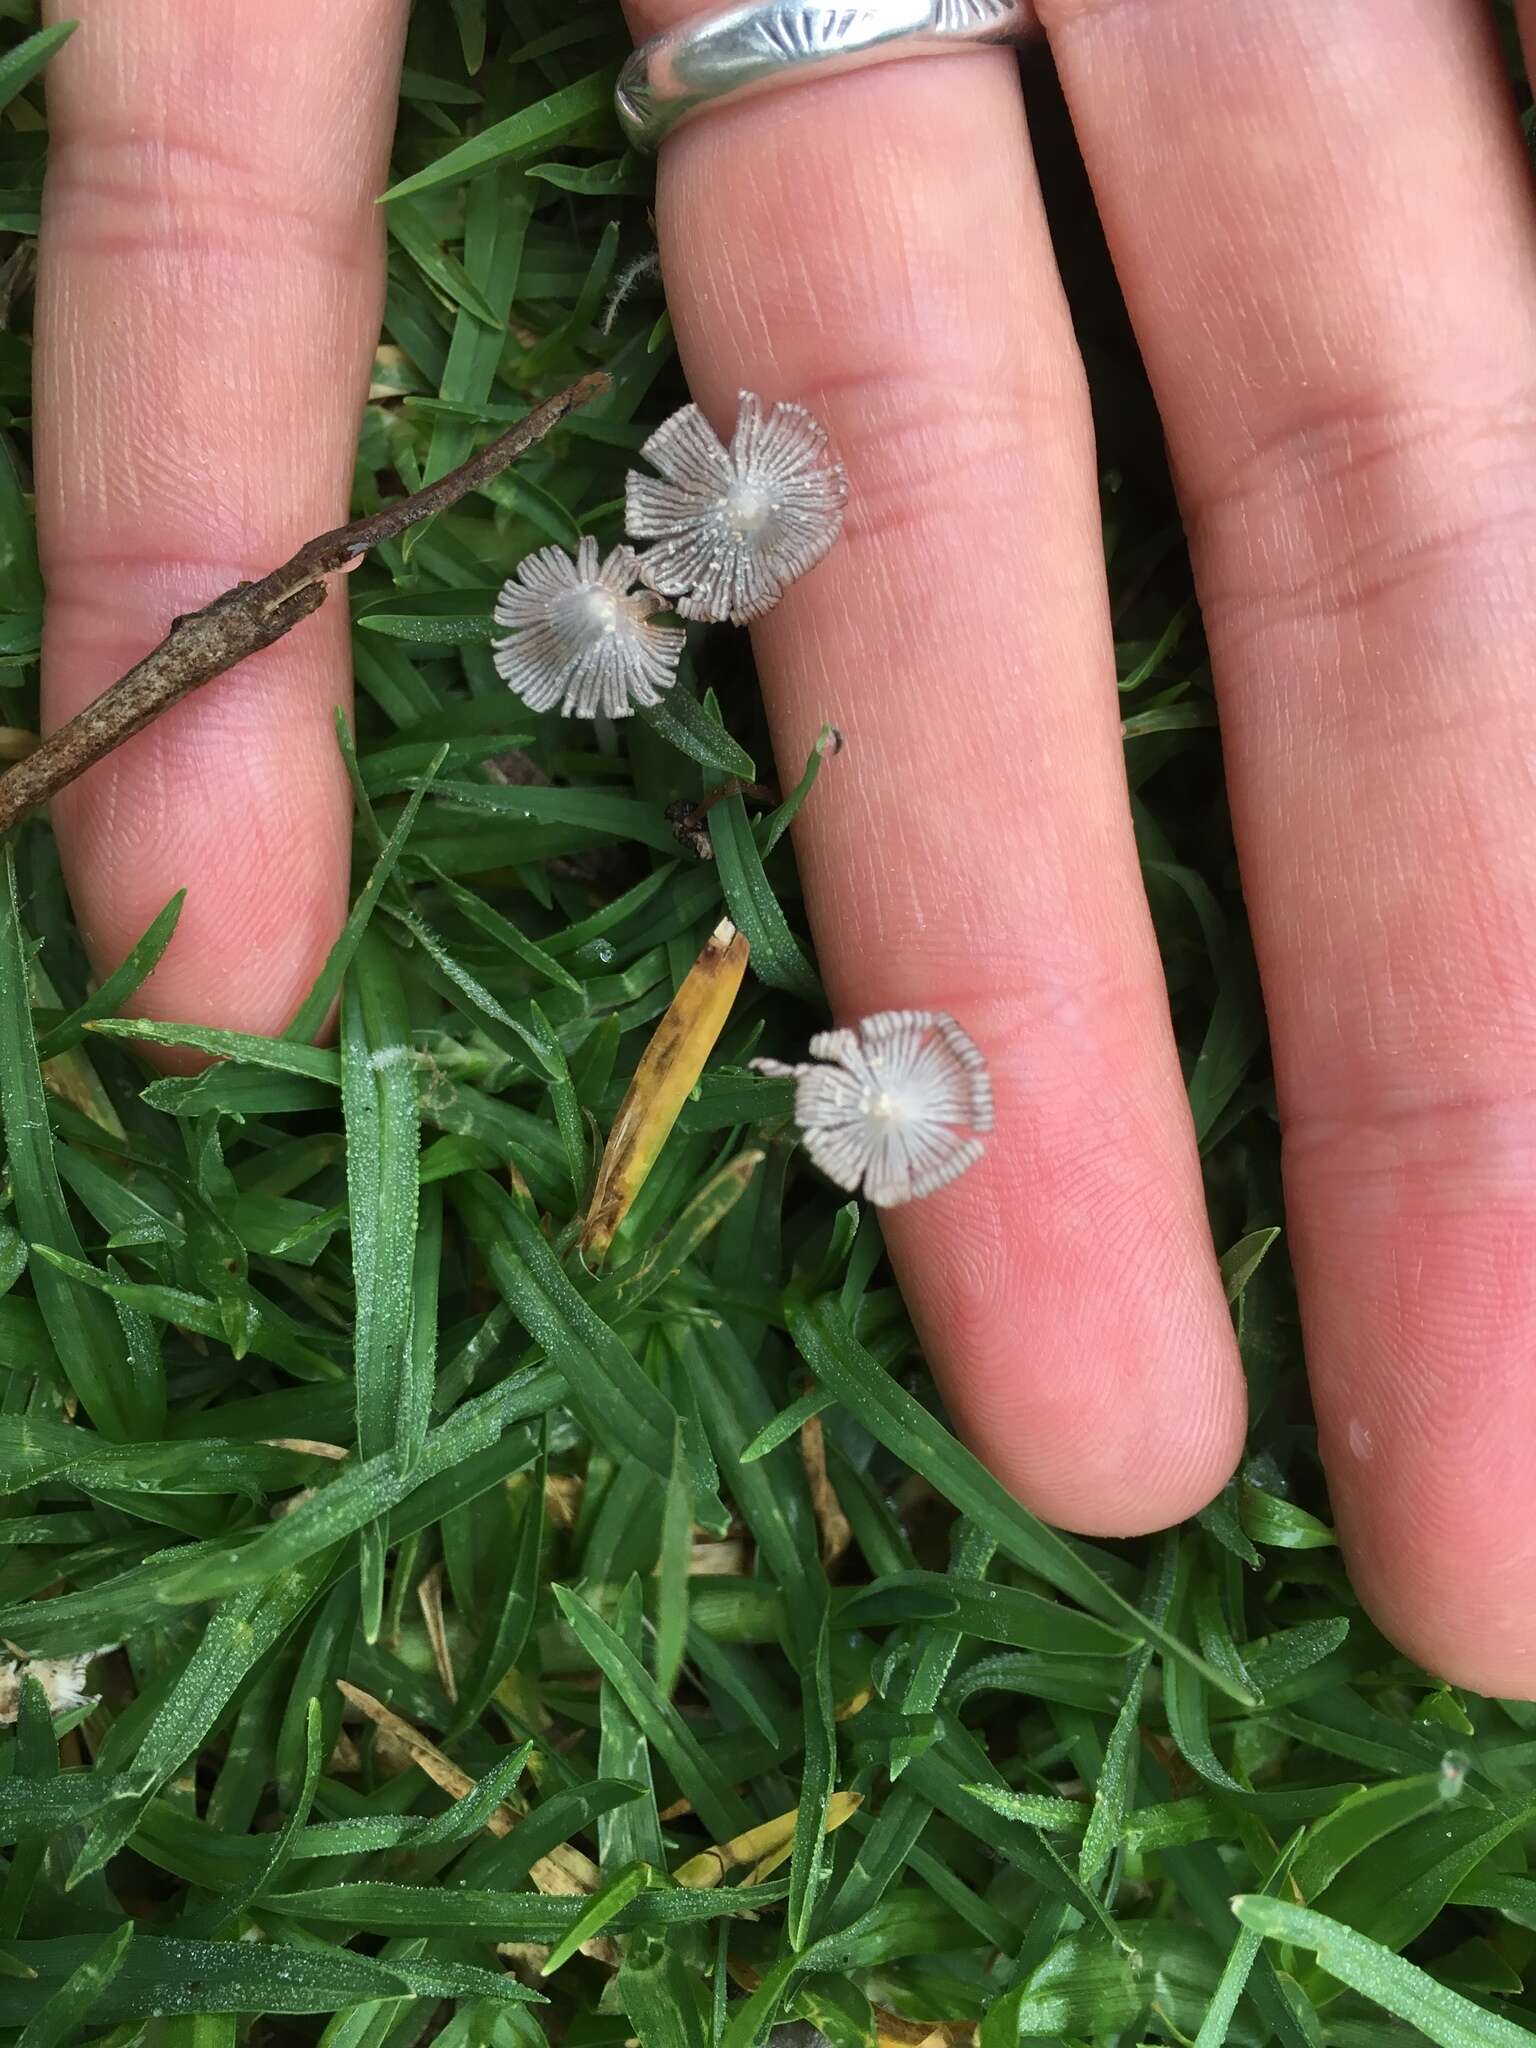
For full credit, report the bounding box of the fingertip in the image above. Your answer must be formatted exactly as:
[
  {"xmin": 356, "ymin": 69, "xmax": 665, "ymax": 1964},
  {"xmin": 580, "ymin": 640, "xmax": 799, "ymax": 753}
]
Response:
[
  {"xmin": 1330, "ymin": 1422, "xmax": 1536, "ymax": 1698},
  {"xmin": 1294, "ymin": 1107, "xmax": 1536, "ymax": 1703},
  {"xmin": 118, "ymin": 855, "xmax": 347, "ymax": 1075},
  {"xmin": 883, "ymin": 1012, "xmax": 1249, "ymax": 1540},
  {"xmin": 909, "ymin": 1209, "xmax": 1248, "ymax": 1539},
  {"xmin": 49, "ymin": 609, "xmax": 352, "ymax": 1072},
  {"xmin": 1335, "ymin": 1534, "xmax": 1536, "ymax": 1701}
]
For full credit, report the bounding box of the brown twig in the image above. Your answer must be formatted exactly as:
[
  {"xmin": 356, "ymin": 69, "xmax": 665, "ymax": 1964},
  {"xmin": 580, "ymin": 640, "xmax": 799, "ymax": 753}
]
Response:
[
  {"xmin": 663, "ymin": 775, "xmax": 778, "ymax": 861},
  {"xmin": 0, "ymin": 370, "xmax": 610, "ymax": 837}
]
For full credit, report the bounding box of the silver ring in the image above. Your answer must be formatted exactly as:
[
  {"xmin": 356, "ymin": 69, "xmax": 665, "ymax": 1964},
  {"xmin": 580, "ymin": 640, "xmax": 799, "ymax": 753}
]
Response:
[{"xmin": 617, "ymin": 0, "xmax": 1036, "ymax": 153}]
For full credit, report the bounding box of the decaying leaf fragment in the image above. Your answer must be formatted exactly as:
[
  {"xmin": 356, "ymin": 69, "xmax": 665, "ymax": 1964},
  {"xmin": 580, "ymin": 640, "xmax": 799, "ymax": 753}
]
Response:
[
  {"xmin": 336, "ymin": 1679, "xmax": 606, "ymax": 1939},
  {"xmin": 337, "ymin": 1679, "xmax": 521, "ymax": 1828},
  {"xmin": 799, "ymin": 1410, "xmax": 853, "ymax": 1567},
  {"xmin": 672, "ymin": 1789, "xmax": 862, "ymax": 1889},
  {"xmin": 582, "ymin": 917, "xmax": 750, "ymax": 1262},
  {"xmin": 0, "ymin": 1648, "xmax": 108, "ymax": 1724},
  {"xmin": 416, "ymin": 1563, "xmax": 457, "ymax": 1702}
]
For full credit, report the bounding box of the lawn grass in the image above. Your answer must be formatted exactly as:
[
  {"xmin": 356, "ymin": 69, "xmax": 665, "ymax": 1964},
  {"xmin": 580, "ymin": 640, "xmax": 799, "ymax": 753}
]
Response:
[{"xmin": 0, "ymin": 4, "xmax": 1532, "ymax": 2044}]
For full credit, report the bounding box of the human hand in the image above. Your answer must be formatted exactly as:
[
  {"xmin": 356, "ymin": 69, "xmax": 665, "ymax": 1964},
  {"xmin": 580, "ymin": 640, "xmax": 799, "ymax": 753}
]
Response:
[
  {"xmin": 36, "ymin": 0, "xmax": 1535, "ymax": 1698},
  {"xmin": 618, "ymin": 0, "xmax": 1536, "ymax": 1697}
]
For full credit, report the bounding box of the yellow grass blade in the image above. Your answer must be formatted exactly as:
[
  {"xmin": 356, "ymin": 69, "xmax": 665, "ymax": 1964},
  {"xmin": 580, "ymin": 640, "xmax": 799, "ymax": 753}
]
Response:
[
  {"xmin": 673, "ymin": 1789, "xmax": 862, "ymax": 1889},
  {"xmin": 582, "ymin": 917, "xmax": 750, "ymax": 1262}
]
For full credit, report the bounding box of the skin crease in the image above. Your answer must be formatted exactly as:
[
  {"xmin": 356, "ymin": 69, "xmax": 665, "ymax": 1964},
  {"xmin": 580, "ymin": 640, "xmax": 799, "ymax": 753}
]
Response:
[{"xmin": 33, "ymin": 1, "xmax": 1536, "ymax": 1690}]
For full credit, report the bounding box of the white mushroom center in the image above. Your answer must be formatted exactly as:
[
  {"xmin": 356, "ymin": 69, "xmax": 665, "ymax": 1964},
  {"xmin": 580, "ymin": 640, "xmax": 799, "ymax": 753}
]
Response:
[
  {"xmin": 863, "ymin": 1087, "xmax": 905, "ymax": 1129},
  {"xmin": 572, "ymin": 585, "xmax": 622, "ymax": 637},
  {"xmin": 723, "ymin": 481, "xmax": 774, "ymax": 537}
]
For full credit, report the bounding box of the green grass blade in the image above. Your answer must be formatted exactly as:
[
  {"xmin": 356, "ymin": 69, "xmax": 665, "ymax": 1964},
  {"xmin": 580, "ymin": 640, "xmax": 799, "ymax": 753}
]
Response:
[
  {"xmin": 70, "ymin": 1548, "xmax": 338, "ymax": 1885},
  {"xmin": 286, "ymin": 745, "xmax": 446, "ymax": 1044},
  {"xmin": 1193, "ymin": 1830, "xmax": 1302, "ymax": 2048},
  {"xmin": 738, "ymin": 1389, "xmax": 834, "ymax": 1465},
  {"xmin": 341, "ymin": 930, "xmax": 422, "ymax": 1636},
  {"xmin": 88, "ymin": 1017, "xmax": 339, "ymax": 1079},
  {"xmin": 412, "ymin": 1740, "xmax": 532, "ymax": 1850},
  {"xmin": 1293, "ymin": 1771, "xmax": 1467, "ymax": 1899},
  {"xmin": 0, "ymin": 848, "xmax": 134, "ymax": 1436},
  {"xmin": 1079, "ymin": 1647, "xmax": 1153, "ymax": 1884},
  {"xmin": 599, "ymin": 1577, "xmax": 666, "ymax": 1871},
  {"xmin": 787, "ymin": 1594, "xmax": 835, "ymax": 1950},
  {"xmin": 446, "ymin": 1426, "xmax": 546, "ymax": 1737},
  {"xmin": 17, "ymin": 1920, "xmax": 132, "ymax": 2048},
  {"xmin": 34, "ymin": 889, "xmax": 184, "ymax": 1060},
  {"xmin": 889, "ymin": 1519, "xmax": 997, "ymax": 1780},
  {"xmin": 450, "ymin": 1171, "xmax": 676, "ymax": 1479},
  {"xmin": 423, "ymin": 859, "xmax": 582, "ymax": 993},
  {"xmin": 553, "ymin": 1583, "xmax": 752, "ymax": 1843},
  {"xmin": 1233, "ymin": 1896, "xmax": 1536, "ymax": 2048},
  {"xmin": 541, "ymin": 1861, "xmax": 657, "ymax": 1976},
  {"xmin": 380, "ymin": 72, "xmax": 616, "ymax": 200},
  {"xmin": 653, "ymin": 1422, "xmax": 692, "ymax": 1699},
  {"xmin": 404, "ymin": 1177, "xmax": 442, "ymax": 1470},
  {"xmin": 708, "ymin": 792, "xmax": 820, "ymax": 1003},
  {"xmin": 1, "ymin": 1935, "xmax": 544, "ymax": 2021},
  {"xmin": 617, "ymin": 1933, "xmax": 714, "ymax": 2048},
  {"xmin": 787, "ymin": 1297, "xmax": 1254, "ymax": 1704},
  {"xmin": 636, "ymin": 689, "xmax": 756, "ymax": 782},
  {"xmin": 0, "ymin": 19, "xmax": 76, "ymax": 117},
  {"xmin": 153, "ymin": 1364, "xmax": 562, "ymax": 1606},
  {"xmin": 190, "ymin": 1697, "xmax": 325, "ymax": 1936}
]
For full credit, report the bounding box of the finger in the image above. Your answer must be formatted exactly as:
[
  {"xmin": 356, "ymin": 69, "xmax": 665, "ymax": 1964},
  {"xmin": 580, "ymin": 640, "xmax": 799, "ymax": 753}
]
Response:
[
  {"xmin": 624, "ymin": 3, "xmax": 1246, "ymax": 1534},
  {"xmin": 1039, "ymin": 0, "xmax": 1536, "ymax": 1689},
  {"xmin": 35, "ymin": 0, "xmax": 406, "ymax": 1053}
]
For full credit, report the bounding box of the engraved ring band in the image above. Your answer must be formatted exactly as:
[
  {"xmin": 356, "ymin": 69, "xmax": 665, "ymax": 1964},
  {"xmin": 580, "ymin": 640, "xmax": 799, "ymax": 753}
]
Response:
[{"xmin": 616, "ymin": 0, "xmax": 1037, "ymax": 154}]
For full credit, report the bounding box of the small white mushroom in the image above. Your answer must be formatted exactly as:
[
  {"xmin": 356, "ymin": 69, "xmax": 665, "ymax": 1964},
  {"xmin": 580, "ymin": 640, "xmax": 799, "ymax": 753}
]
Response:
[
  {"xmin": 626, "ymin": 391, "xmax": 848, "ymax": 625},
  {"xmin": 492, "ymin": 535, "xmax": 685, "ymax": 719},
  {"xmin": 753, "ymin": 1010, "xmax": 993, "ymax": 1207}
]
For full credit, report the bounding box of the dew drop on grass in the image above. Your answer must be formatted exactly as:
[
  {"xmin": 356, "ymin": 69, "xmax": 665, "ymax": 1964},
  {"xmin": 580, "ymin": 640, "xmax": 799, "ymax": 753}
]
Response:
[{"xmin": 1439, "ymin": 1750, "xmax": 1469, "ymax": 1799}]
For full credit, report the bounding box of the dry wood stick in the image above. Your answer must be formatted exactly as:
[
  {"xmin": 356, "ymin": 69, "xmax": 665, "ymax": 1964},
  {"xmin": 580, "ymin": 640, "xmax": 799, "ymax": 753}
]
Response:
[{"xmin": 0, "ymin": 370, "xmax": 610, "ymax": 836}]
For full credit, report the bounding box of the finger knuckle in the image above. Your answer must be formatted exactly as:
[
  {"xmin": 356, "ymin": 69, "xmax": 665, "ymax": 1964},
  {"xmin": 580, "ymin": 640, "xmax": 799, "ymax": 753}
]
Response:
[{"xmin": 1190, "ymin": 378, "xmax": 1536, "ymax": 654}]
